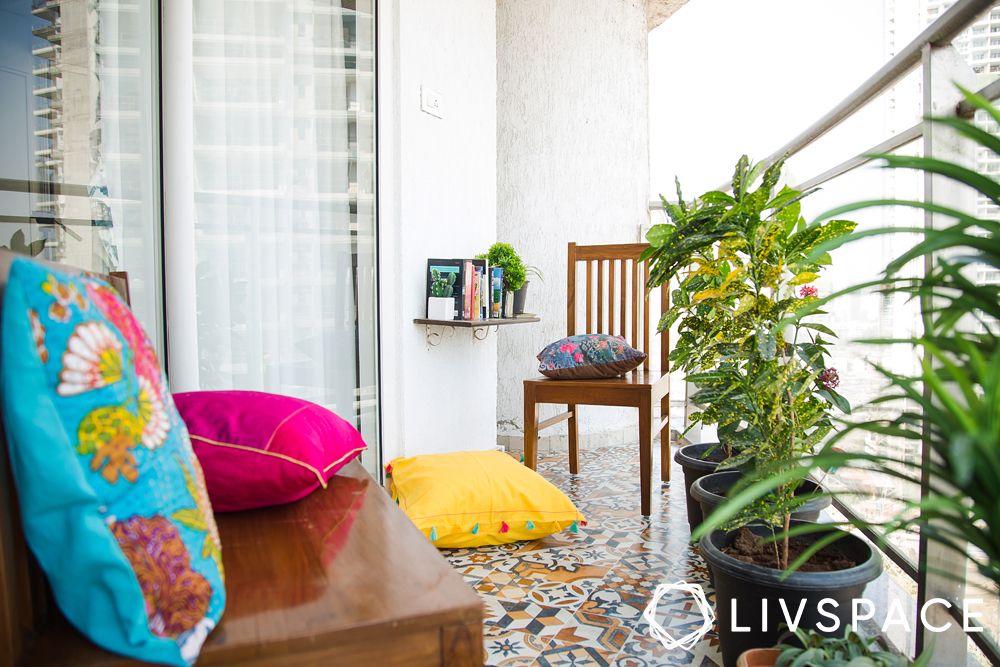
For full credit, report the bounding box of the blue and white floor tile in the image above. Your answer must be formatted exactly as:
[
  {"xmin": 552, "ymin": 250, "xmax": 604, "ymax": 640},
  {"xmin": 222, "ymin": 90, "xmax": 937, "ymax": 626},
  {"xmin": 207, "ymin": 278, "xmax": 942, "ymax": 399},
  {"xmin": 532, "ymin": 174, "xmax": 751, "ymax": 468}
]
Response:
[{"xmin": 441, "ymin": 439, "xmax": 723, "ymax": 666}]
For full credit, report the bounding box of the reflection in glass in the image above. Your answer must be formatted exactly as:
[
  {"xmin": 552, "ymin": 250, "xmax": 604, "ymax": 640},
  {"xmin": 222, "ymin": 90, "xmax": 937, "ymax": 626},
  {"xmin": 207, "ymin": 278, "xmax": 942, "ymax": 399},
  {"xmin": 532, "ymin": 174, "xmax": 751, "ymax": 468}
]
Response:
[{"xmin": 0, "ymin": 0, "xmax": 162, "ymax": 350}]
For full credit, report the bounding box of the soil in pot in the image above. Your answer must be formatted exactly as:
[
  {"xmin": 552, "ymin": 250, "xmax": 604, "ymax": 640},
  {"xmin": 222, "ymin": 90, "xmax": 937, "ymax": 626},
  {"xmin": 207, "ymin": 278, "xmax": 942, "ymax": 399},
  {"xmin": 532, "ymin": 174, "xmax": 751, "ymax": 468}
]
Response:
[
  {"xmin": 674, "ymin": 442, "xmax": 729, "ymax": 532},
  {"xmin": 691, "ymin": 471, "xmax": 831, "ymax": 527},
  {"xmin": 700, "ymin": 521, "xmax": 882, "ymax": 667},
  {"xmin": 724, "ymin": 526, "xmax": 858, "ymax": 572}
]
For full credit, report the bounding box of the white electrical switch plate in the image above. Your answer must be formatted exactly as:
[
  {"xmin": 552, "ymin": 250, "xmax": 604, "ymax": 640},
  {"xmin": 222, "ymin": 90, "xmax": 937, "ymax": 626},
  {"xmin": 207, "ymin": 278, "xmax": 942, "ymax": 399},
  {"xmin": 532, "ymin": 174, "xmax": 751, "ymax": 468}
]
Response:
[{"xmin": 421, "ymin": 85, "xmax": 444, "ymax": 119}]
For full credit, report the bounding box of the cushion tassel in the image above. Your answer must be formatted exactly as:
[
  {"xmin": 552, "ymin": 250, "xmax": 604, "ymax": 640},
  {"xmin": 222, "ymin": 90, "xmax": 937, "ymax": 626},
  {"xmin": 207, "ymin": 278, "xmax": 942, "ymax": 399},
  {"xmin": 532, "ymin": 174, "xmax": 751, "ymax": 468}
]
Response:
[
  {"xmin": 569, "ymin": 520, "xmax": 579, "ymax": 534},
  {"xmin": 526, "ymin": 520, "xmax": 535, "ymax": 530},
  {"xmin": 429, "ymin": 526, "xmax": 438, "ymax": 541},
  {"xmin": 384, "ymin": 463, "xmax": 393, "ymax": 477},
  {"xmin": 500, "ymin": 520, "xmax": 509, "ymax": 534},
  {"xmin": 471, "ymin": 523, "xmax": 479, "ymax": 535}
]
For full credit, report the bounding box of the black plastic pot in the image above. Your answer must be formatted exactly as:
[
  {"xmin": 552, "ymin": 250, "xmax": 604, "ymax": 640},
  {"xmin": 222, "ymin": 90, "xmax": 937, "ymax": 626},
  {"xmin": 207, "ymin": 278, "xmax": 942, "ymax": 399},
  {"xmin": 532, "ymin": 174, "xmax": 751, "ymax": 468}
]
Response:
[
  {"xmin": 512, "ymin": 281, "xmax": 529, "ymax": 315},
  {"xmin": 674, "ymin": 442, "xmax": 727, "ymax": 532},
  {"xmin": 700, "ymin": 521, "xmax": 883, "ymax": 667},
  {"xmin": 691, "ymin": 470, "xmax": 831, "ymax": 526}
]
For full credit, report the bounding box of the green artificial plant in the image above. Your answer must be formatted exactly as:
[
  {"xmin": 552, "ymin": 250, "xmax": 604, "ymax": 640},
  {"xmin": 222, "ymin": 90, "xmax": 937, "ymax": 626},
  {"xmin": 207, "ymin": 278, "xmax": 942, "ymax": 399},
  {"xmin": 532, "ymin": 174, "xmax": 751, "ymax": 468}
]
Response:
[
  {"xmin": 646, "ymin": 156, "xmax": 855, "ymax": 568},
  {"xmin": 480, "ymin": 242, "xmax": 527, "ymax": 292}
]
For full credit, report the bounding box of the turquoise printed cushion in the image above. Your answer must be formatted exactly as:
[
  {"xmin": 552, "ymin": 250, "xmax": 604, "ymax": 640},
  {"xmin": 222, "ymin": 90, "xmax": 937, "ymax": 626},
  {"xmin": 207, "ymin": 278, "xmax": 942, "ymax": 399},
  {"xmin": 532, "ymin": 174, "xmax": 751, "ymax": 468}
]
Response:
[
  {"xmin": 0, "ymin": 258, "xmax": 224, "ymax": 665},
  {"xmin": 537, "ymin": 333, "xmax": 647, "ymax": 379}
]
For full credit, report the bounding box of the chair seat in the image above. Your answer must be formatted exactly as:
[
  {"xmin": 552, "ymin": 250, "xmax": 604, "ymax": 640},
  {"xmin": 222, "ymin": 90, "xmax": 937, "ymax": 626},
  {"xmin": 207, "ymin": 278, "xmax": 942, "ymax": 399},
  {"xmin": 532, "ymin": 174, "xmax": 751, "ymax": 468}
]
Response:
[
  {"xmin": 525, "ymin": 369, "xmax": 668, "ymax": 387},
  {"xmin": 525, "ymin": 370, "xmax": 669, "ymax": 406}
]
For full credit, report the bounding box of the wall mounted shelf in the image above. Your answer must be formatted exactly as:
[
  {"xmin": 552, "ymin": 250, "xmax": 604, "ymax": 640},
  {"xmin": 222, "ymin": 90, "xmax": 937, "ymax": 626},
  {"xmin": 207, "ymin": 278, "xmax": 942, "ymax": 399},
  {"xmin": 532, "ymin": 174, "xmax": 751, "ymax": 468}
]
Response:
[{"xmin": 414, "ymin": 315, "xmax": 540, "ymax": 346}]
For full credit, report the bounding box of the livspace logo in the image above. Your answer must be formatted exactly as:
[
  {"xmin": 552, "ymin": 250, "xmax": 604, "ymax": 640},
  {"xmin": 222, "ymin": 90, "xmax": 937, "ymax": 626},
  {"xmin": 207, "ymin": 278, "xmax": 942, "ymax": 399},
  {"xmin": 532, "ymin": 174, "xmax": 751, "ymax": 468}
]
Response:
[
  {"xmin": 642, "ymin": 581, "xmax": 715, "ymax": 650},
  {"xmin": 723, "ymin": 597, "xmax": 987, "ymax": 635},
  {"xmin": 643, "ymin": 582, "xmax": 986, "ymax": 651}
]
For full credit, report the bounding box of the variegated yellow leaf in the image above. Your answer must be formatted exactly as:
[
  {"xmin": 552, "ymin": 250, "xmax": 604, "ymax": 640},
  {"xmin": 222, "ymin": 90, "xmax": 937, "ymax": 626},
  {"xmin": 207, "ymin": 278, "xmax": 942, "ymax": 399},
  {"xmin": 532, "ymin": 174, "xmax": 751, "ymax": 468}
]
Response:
[{"xmin": 693, "ymin": 289, "xmax": 723, "ymax": 302}]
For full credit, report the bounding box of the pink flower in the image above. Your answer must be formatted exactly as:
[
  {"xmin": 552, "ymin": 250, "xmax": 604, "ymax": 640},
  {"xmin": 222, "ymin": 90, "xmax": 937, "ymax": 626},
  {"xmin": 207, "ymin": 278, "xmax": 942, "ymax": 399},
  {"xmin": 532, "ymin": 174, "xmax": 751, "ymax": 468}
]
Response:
[
  {"xmin": 573, "ymin": 352, "xmax": 584, "ymax": 363},
  {"xmin": 559, "ymin": 343, "xmax": 577, "ymax": 353},
  {"xmin": 799, "ymin": 286, "xmax": 819, "ymax": 298},
  {"xmin": 818, "ymin": 367, "xmax": 840, "ymax": 390}
]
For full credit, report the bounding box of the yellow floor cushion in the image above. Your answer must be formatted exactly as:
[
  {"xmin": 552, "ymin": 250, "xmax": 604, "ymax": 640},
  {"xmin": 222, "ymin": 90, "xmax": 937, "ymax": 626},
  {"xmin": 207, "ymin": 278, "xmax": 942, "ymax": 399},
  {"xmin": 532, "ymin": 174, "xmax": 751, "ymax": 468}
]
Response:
[{"xmin": 387, "ymin": 450, "xmax": 586, "ymax": 548}]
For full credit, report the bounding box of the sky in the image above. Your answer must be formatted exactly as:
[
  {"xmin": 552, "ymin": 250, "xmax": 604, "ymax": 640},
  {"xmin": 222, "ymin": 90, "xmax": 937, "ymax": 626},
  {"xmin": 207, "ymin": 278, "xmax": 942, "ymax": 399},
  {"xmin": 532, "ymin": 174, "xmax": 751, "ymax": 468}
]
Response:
[{"xmin": 647, "ymin": 0, "xmax": 925, "ymax": 197}]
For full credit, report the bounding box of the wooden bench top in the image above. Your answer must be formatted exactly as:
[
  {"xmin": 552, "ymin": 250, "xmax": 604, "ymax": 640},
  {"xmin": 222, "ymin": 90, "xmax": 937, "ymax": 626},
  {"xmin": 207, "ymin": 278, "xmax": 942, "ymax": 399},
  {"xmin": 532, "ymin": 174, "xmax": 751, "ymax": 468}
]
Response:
[{"xmin": 17, "ymin": 460, "xmax": 482, "ymax": 665}]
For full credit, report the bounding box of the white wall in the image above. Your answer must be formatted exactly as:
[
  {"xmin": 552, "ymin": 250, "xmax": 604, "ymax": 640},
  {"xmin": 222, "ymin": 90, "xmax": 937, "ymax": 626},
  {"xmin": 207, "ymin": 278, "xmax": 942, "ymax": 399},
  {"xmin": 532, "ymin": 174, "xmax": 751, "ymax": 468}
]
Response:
[
  {"xmin": 378, "ymin": 0, "xmax": 498, "ymax": 463},
  {"xmin": 495, "ymin": 0, "xmax": 652, "ymax": 446}
]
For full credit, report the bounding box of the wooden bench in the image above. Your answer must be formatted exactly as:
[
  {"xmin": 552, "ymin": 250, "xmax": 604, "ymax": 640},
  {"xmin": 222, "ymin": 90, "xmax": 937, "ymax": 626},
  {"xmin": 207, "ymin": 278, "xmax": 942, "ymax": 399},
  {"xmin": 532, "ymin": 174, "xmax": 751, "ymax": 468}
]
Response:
[{"xmin": 0, "ymin": 250, "xmax": 483, "ymax": 666}]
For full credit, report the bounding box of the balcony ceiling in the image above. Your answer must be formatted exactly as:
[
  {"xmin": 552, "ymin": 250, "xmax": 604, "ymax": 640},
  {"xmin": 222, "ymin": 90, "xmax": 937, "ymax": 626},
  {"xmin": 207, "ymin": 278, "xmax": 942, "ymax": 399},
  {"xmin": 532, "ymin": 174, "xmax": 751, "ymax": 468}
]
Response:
[{"xmin": 647, "ymin": 0, "xmax": 688, "ymax": 30}]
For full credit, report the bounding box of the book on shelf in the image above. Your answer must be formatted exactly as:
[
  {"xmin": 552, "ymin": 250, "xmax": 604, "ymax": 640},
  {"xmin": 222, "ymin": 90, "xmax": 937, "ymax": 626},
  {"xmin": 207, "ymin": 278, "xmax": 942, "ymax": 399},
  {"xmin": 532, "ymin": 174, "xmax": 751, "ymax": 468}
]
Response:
[
  {"xmin": 462, "ymin": 260, "xmax": 474, "ymax": 319},
  {"xmin": 470, "ymin": 258, "xmax": 487, "ymax": 320},
  {"xmin": 490, "ymin": 267, "xmax": 503, "ymax": 318}
]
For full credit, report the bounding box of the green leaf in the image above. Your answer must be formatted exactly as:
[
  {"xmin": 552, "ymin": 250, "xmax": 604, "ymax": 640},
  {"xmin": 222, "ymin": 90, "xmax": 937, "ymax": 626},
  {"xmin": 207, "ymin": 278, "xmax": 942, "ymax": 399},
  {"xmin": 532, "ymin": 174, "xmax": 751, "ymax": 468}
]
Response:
[
  {"xmin": 878, "ymin": 153, "xmax": 1000, "ymax": 206},
  {"xmin": 949, "ymin": 434, "xmax": 975, "ymax": 487},
  {"xmin": 756, "ymin": 328, "xmax": 777, "ymax": 360},
  {"xmin": 646, "ymin": 223, "xmax": 675, "ymax": 247},
  {"xmin": 789, "ymin": 271, "xmax": 819, "ymax": 286},
  {"xmin": 800, "ymin": 322, "xmax": 837, "ymax": 338}
]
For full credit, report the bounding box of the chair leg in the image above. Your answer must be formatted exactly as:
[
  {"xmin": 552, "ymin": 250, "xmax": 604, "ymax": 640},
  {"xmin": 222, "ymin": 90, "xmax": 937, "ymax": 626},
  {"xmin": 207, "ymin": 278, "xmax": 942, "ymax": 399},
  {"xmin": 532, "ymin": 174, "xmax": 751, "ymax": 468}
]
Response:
[
  {"xmin": 523, "ymin": 385, "xmax": 538, "ymax": 470},
  {"xmin": 567, "ymin": 404, "xmax": 579, "ymax": 475},
  {"xmin": 660, "ymin": 394, "xmax": 670, "ymax": 482},
  {"xmin": 639, "ymin": 401, "xmax": 652, "ymax": 516}
]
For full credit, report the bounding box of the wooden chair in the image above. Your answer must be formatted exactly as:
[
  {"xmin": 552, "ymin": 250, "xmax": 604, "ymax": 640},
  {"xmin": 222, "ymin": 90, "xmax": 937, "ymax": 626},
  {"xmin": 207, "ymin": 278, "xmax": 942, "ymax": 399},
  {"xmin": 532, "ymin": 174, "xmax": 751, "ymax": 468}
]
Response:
[
  {"xmin": 523, "ymin": 242, "xmax": 670, "ymax": 516},
  {"xmin": 0, "ymin": 250, "xmax": 482, "ymax": 666}
]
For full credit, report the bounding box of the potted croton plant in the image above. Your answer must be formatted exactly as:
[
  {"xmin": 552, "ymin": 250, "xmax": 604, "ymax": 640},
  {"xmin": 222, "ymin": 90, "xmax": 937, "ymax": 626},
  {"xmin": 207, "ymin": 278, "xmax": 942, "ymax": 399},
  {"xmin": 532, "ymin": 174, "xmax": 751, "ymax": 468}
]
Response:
[
  {"xmin": 646, "ymin": 156, "xmax": 880, "ymax": 667},
  {"xmin": 718, "ymin": 86, "xmax": 1000, "ymax": 666},
  {"xmin": 645, "ymin": 157, "xmax": 851, "ymax": 532}
]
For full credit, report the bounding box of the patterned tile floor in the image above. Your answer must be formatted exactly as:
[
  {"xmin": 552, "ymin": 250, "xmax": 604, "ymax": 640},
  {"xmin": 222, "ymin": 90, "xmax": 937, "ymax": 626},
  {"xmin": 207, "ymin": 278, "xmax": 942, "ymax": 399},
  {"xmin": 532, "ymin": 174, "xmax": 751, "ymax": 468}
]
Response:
[{"xmin": 440, "ymin": 442, "xmax": 724, "ymax": 666}]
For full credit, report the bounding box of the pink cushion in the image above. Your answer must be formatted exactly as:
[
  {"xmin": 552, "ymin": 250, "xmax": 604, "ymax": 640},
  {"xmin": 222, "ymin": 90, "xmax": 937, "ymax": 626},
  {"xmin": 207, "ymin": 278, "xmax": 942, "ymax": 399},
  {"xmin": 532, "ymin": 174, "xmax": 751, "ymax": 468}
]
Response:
[{"xmin": 173, "ymin": 390, "xmax": 366, "ymax": 511}]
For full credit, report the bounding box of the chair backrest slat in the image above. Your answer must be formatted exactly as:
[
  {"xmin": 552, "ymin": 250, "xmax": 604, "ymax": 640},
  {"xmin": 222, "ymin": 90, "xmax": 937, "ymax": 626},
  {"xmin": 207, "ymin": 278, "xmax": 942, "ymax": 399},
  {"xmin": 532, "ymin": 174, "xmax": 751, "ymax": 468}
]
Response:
[
  {"xmin": 618, "ymin": 260, "xmax": 626, "ymax": 338},
  {"xmin": 642, "ymin": 260, "xmax": 651, "ymax": 371},
  {"xmin": 631, "ymin": 259, "xmax": 639, "ymax": 351},
  {"xmin": 566, "ymin": 243, "xmax": 669, "ymax": 372},
  {"xmin": 597, "ymin": 260, "xmax": 604, "ymax": 333}
]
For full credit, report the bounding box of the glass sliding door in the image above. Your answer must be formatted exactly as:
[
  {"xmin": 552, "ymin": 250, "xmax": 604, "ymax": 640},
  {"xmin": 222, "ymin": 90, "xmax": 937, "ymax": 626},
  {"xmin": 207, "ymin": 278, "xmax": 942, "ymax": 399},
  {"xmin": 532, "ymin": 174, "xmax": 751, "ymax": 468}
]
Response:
[
  {"xmin": 0, "ymin": 0, "xmax": 163, "ymax": 351},
  {"xmin": 177, "ymin": 0, "xmax": 379, "ymax": 472}
]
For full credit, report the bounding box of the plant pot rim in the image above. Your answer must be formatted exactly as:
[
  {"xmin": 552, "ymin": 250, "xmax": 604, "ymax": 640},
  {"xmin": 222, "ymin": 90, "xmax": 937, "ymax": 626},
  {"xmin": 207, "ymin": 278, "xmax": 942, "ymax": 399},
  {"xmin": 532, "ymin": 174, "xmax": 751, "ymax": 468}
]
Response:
[
  {"xmin": 690, "ymin": 470, "xmax": 831, "ymax": 514},
  {"xmin": 737, "ymin": 647, "xmax": 782, "ymax": 664},
  {"xmin": 673, "ymin": 442, "xmax": 725, "ymax": 472},
  {"xmin": 698, "ymin": 521, "xmax": 882, "ymax": 590}
]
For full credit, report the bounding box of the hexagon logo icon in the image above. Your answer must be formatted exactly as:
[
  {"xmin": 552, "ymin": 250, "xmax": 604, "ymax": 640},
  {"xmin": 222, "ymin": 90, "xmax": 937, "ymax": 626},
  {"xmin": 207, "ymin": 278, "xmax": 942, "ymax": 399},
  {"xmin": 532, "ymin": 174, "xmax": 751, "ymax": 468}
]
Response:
[{"xmin": 642, "ymin": 580, "xmax": 715, "ymax": 651}]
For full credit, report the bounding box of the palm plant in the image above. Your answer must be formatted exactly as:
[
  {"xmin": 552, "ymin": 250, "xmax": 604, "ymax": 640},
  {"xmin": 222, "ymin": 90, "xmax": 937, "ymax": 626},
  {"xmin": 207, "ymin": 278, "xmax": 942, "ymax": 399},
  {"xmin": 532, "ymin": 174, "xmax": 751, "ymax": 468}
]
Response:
[{"xmin": 696, "ymin": 85, "xmax": 1000, "ymax": 590}]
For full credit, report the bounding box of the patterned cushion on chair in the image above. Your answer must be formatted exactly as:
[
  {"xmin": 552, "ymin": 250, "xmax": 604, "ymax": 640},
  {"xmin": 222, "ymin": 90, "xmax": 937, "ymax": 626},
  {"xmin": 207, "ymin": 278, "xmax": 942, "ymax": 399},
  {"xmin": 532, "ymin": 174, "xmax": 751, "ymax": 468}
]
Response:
[
  {"xmin": 0, "ymin": 258, "xmax": 225, "ymax": 666},
  {"xmin": 537, "ymin": 333, "xmax": 646, "ymax": 379}
]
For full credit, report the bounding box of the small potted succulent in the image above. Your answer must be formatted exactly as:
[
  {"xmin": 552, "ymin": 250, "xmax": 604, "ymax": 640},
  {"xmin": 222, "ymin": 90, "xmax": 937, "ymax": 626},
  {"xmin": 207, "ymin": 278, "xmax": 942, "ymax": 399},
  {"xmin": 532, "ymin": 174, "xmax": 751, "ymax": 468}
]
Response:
[{"xmin": 427, "ymin": 268, "xmax": 457, "ymax": 320}]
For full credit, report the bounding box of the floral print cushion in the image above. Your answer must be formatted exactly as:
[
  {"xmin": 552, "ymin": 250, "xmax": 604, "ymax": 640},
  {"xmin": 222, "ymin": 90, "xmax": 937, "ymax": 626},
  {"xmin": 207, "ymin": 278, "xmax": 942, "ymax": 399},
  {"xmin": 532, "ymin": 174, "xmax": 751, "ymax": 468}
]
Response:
[
  {"xmin": 0, "ymin": 258, "xmax": 224, "ymax": 666},
  {"xmin": 537, "ymin": 333, "xmax": 647, "ymax": 379}
]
